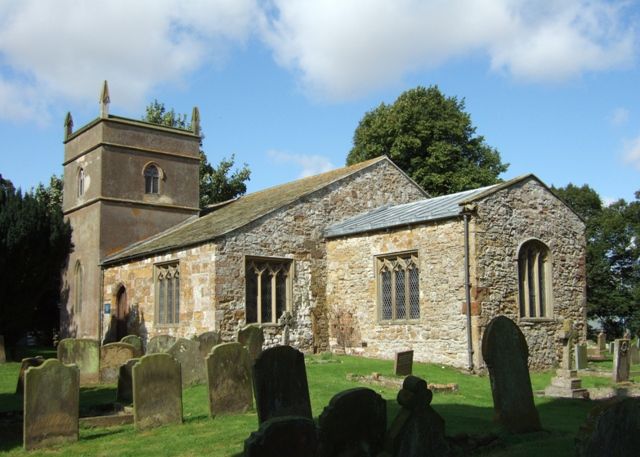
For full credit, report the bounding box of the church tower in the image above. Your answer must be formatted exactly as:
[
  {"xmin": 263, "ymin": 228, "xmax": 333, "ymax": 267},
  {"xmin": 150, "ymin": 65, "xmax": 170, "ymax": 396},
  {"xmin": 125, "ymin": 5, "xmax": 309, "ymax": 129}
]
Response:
[{"xmin": 61, "ymin": 81, "xmax": 201, "ymax": 339}]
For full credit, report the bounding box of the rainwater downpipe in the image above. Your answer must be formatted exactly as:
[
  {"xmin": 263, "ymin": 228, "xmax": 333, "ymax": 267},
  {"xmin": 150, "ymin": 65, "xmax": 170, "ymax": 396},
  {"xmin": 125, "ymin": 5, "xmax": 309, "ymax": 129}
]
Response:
[{"xmin": 463, "ymin": 212, "xmax": 474, "ymax": 371}]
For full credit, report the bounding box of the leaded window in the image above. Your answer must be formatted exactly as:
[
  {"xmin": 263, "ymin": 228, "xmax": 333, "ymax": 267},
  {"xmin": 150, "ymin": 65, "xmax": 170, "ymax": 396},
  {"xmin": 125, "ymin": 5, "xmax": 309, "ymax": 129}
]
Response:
[
  {"xmin": 377, "ymin": 252, "xmax": 420, "ymax": 322},
  {"xmin": 144, "ymin": 164, "xmax": 160, "ymax": 194},
  {"xmin": 246, "ymin": 257, "xmax": 292, "ymax": 324},
  {"xmin": 156, "ymin": 262, "xmax": 180, "ymax": 324},
  {"xmin": 518, "ymin": 240, "xmax": 552, "ymax": 318}
]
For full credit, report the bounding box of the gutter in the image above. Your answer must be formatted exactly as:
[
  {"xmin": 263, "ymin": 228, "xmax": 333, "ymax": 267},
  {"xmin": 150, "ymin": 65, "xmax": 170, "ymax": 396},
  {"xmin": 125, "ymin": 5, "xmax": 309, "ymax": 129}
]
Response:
[{"xmin": 463, "ymin": 212, "xmax": 474, "ymax": 371}]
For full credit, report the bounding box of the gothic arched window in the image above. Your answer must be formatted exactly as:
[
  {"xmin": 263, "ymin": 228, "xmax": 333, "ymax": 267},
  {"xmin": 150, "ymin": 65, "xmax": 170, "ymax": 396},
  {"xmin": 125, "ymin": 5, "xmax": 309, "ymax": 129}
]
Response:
[
  {"xmin": 74, "ymin": 261, "xmax": 83, "ymax": 314},
  {"xmin": 377, "ymin": 252, "xmax": 420, "ymax": 322},
  {"xmin": 245, "ymin": 257, "xmax": 292, "ymax": 324},
  {"xmin": 518, "ymin": 240, "xmax": 552, "ymax": 318},
  {"xmin": 77, "ymin": 168, "xmax": 85, "ymax": 197},
  {"xmin": 144, "ymin": 164, "xmax": 160, "ymax": 194}
]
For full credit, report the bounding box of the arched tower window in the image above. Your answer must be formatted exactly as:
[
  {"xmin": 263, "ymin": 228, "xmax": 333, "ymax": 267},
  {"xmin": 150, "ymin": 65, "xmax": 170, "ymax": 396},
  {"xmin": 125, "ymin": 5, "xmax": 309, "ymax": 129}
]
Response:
[
  {"xmin": 74, "ymin": 261, "xmax": 83, "ymax": 314},
  {"xmin": 77, "ymin": 168, "xmax": 85, "ymax": 197},
  {"xmin": 518, "ymin": 240, "xmax": 552, "ymax": 318},
  {"xmin": 144, "ymin": 164, "xmax": 160, "ymax": 194}
]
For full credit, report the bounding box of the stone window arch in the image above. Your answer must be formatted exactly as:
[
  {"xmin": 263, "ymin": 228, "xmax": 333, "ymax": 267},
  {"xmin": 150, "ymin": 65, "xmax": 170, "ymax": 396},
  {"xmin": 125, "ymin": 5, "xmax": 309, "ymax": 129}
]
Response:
[
  {"xmin": 377, "ymin": 251, "xmax": 420, "ymax": 322},
  {"xmin": 77, "ymin": 168, "xmax": 85, "ymax": 197},
  {"xmin": 143, "ymin": 163, "xmax": 162, "ymax": 194},
  {"xmin": 74, "ymin": 261, "xmax": 83, "ymax": 314},
  {"xmin": 518, "ymin": 239, "xmax": 552, "ymax": 318},
  {"xmin": 245, "ymin": 257, "xmax": 292, "ymax": 324}
]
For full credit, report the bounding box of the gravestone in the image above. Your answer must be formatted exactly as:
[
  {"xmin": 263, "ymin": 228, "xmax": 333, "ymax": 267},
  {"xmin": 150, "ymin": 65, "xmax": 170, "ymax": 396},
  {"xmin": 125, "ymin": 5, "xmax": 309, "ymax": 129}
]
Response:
[
  {"xmin": 146, "ymin": 334, "xmax": 177, "ymax": 354},
  {"xmin": 481, "ymin": 316, "xmax": 542, "ymax": 433},
  {"xmin": 545, "ymin": 319, "xmax": 588, "ymax": 399},
  {"xmin": 206, "ymin": 342, "xmax": 253, "ymax": 416},
  {"xmin": 278, "ymin": 311, "xmax": 295, "ymax": 345},
  {"xmin": 197, "ymin": 331, "xmax": 221, "ymax": 358},
  {"xmin": 0, "ymin": 335, "xmax": 6, "ymax": 363},
  {"xmin": 317, "ymin": 387, "xmax": 386, "ymax": 457},
  {"xmin": 23, "ymin": 358, "xmax": 79, "ymax": 450},
  {"xmin": 575, "ymin": 344, "xmax": 588, "ymax": 370},
  {"xmin": 100, "ymin": 342, "xmax": 136, "ymax": 383},
  {"xmin": 575, "ymin": 398, "xmax": 640, "ymax": 457},
  {"xmin": 253, "ymin": 345, "xmax": 312, "ymax": 423},
  {"xmin": 609, "ymin": 342, "xmax": 614, "ymax": 353},
  {"xmin": 121, "ymin": 335, "xmax": 143, "ymax": 357},
  {"xmin": 630, "ymin": 345, "xmax": 640, "ymax": 365},
  {"xmin": 244, "ymin": 416, "xmax": 318, "ymax": 457},
  {"xmin": 15, "ymin": 356, "xmax": 45, "ymax": 395},
  {"xmin": 116, "ymin": 358, "xmax": 139, "ymax": 405},
  {"xmin": 238, "ymin": 324, "xmax": 264, "ymax": 364},
  {"xmin": 597, "ymin": 332, "xmax": 606, "ymax": 352},
  {"xmin": 394, "ymin": 350, "xmax": 414, "ymax": 376},
  {"xmin": 133, "ymin": 353, "xmax": 182, "ymax": 430},
  {"xmin": 384, "ymin": 375, "xmax": 449, "ymax": 457},
  {"xmin": 57, "ymin": 338, "xmax": 100, "ymax": 384},
  {"xmin": 612, "ymin": 339, "xmax": 631, "ymax": 383},
  {"xmin": 168, "ymin": 338, "xmax": 206, "ymax": 387}
]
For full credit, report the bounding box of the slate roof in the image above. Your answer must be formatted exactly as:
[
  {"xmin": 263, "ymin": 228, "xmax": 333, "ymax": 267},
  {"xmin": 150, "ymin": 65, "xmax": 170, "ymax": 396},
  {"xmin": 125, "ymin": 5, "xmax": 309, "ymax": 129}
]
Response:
[{"xmin": 102, "ymin": 156, "xmax": 404, "ymax": 265}]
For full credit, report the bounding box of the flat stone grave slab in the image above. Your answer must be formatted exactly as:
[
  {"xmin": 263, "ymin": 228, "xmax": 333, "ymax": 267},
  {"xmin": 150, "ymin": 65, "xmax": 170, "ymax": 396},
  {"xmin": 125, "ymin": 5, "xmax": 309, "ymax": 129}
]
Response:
[
  {"xmin": 198, "ymin": 331, "xmax": 221, "ymax": 358},
  {"xmin": 23, "ymin": 358, "xmax": 79, "ymax": 450},
  {"xmin": 57, "ymin": 338, "xmax": 100, "ymax": 384},
  {"xmin": 237, "ymin": 324, "xmax": 264, "ymax": 365},
  {"xmin": 253, "ymin": 345, "xmax": 312, "ymax": 423},
  {"xmin": 15, "ymin": 356, "xmax": 44, "ymax": 395},
  {"xmin": 146, "ymin": 334, "xmax": 176, "ymax": 354},
  {"xmin": 133, "ymin": 353, "xmax": 182, "ymax": 430},
  {"xmin": 394, "ymin": 350, "xmax": 414, "ymax": 376},
  {"xmin": 100, "ymin": 342, "xmax": 136, "ymax": 384},
  {"xmin": 168, "ymin": 338, "xmax": 206, "ymax": 387},
  {"xmin": 244, "ymin": 416, "xmax": 318, "ymax": 457},
  {"xmin": 117, "ymin": 358, "xmax": 139, "ymax": 405},
  {"xmin": 121, "ymin": 335, "xmax": 143, "ymax": 357},
  {"xmin": 206, "ymin": 342, "xmax": 252, "ymax": 416},
  {"xmin": 481, "ymin": 315, "xmax": 541, "ymax": 433}
]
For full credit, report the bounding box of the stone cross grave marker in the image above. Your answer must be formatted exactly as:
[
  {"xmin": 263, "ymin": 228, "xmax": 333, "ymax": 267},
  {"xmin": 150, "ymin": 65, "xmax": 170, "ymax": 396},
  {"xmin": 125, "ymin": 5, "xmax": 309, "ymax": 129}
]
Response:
[
  {"xmin": 100, "ymin": 342, "xmax": 136, "ymax": 383},
  {"xmin": 253, "ymin": 345, "xmax": 312, "ymax": 423},
  {"xmin": 121, "ymin": 335, "xmax": 143, "ymax": 357},
  {"xmin": 575, "ymin": 344, "xmax": 588, "ymax": 370},
  {"xmin": 15, "ymin": 356, "xmax": 44, "ymax": 395},
  {"xmin": 244, "ymin": 416, "xmax": 319, "ymax": 457},
  {"xmin": 0, "ymin": 335, "xmax": 6, "ymax": 363},
  {"xmin": 597, "ymin": 332, "xmax": 606, "ymax": 352},
  {"xmin": 613, "ymin": 339, "xmax": 631, "ymax": 383},
  {"xmin": 23, "ymin": 358, "xmax": 79, "ymax": 450},
  {"xmin": 116, "ymin": 358, "xmax": 139, "ymax": 405},
  {"xmin": 197, "ymin": 330, "xmax": 221, "ymax": 359},
  {"xmin": 317, "ymin": 387, "xmax": 386, "ymax": 457},
  {"xmin": 146, "ymin": 334, "xmax": 176, "ymax": 354},
  {"xmin": 384, "ymin": 375, "xmax": 449, "ymax": 457},
  {"xmin": 394, "ymin": 350, "xmax": 414, "ymax": 376},
  {"xmin": 481, "ymin": 315, "xmax": 542, "ymax": 433},
  {"xmin": 238, "ymin": 324, "xmax": 264, "ymax": 365},
  {"xmin": 167, "ymin": 337, "xmax": 206, "ymax": 387},
  {"xmin": 545, "ymin": 320, "xmax": 587, "ymax": 398},
  {"xmin": 206, "ymin": 342, "xmax": 253, "ymax": 416},
  {"xmin": 57, "ymin": 338, "xmax": 100, "ymax": 384},
  {"xmin": 278, "ymin": 311, "xmax": 295, "ymax": 346},
  {"xmin": 560, "ymin": 319, "xmax": 575, "ymax": 370},
  {"xmin": 132, "ymin": 353, "xmax": 182, "ymax": 430}
]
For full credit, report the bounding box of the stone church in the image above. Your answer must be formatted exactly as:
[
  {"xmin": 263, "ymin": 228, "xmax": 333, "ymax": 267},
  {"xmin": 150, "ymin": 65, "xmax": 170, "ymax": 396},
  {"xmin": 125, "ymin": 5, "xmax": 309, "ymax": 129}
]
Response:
[{"xmin": 61, "ymin": 85, "xmax": 586, "ymax": 370}]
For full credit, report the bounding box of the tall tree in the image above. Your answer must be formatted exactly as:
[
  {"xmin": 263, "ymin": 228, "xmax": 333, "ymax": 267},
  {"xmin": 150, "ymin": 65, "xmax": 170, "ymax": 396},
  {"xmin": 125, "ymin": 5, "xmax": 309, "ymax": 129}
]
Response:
[
  {"xmin": 347, "ymin": 86, "xmax": 508, "ymax": 196},
  {"xmin": 142, "ymin": 100, "xmax": 251, "ymax": 207}
]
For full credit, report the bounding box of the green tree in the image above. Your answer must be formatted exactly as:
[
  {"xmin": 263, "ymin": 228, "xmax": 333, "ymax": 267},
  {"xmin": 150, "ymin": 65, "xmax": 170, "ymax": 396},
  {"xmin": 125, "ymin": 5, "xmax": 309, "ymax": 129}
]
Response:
[
  {"xmin": 142, "ymin": 101, "xmax": 251, "ymax": 207},
  {"xmin": 347, "ymin": 86, "xmax": 508, "ymax": 196}
]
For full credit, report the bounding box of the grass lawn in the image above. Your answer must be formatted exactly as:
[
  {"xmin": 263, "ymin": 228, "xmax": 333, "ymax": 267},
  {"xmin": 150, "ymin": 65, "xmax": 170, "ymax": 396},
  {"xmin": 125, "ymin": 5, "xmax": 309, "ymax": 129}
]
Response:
[{"xmin": 0, "ymin": 351, "xmax": 638, "ymax": 456}]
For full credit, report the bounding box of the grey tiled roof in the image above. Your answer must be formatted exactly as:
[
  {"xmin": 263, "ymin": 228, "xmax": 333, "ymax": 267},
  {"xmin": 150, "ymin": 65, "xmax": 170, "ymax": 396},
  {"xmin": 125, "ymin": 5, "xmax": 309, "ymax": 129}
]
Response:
[{"xmin": 325, "ymin": 184, "xmax": 497, "ymax": 238}]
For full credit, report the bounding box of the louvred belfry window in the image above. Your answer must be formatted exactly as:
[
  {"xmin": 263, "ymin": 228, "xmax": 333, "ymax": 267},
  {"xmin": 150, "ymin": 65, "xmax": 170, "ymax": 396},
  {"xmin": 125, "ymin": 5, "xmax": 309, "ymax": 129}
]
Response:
[
  {"xmin": 246, "ymin": 257, "xmax": 292, "ymax": 324},
  {"xmin": 156, "ymin": 263, "xmax": 180, "ymax": 324},
  {"xmin": 378, "ymin": 252, "xmax": 420, "ymax": 322}
]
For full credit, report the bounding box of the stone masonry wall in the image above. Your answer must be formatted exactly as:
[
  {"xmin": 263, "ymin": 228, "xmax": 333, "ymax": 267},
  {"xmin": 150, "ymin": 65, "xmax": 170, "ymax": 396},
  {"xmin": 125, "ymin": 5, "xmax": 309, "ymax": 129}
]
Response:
[
  {"xmin": 472, "ymin": 178, "xmax": 586, "ymax": 370},
  {"xmin": 325, "ymin": 221, "xmax": 470, "ymax": 368}
]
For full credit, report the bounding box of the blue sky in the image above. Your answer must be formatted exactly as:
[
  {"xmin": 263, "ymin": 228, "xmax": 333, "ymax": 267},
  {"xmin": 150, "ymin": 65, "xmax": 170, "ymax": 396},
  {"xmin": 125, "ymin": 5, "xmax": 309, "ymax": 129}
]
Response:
[{"xmin": 1, "ymin": 0, "xmax": 639, "ymax": 203}]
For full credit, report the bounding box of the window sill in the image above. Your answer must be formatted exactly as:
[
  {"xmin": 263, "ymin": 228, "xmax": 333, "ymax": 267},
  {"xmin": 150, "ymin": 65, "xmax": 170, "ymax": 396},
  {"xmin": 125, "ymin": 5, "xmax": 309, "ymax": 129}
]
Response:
[
  {"xmin": 377, "ymin": 319, "xmax": 421, "ymax": 325},
  {"xmin": 519, "ymin": 317, "xmax": 555, "ymax": 325},
  {"xmin": 154, "ymin": 323, "xmax": 180, "ymax": 328},
  {"xmin": 246, "ymin": 322, "xmax": 282, "ymax": 328}
]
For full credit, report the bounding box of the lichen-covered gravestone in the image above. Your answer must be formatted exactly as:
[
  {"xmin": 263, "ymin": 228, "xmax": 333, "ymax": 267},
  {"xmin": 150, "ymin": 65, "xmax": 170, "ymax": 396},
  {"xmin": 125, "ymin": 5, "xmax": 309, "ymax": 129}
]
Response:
[
  {"xmin": 481, "ymin": 315, "xmax": 541, "ymax": 433},
  {"xmin": 197, "ymin": 331, "xmax": 221, "ymax": 359},
  {"xmin": 244, "ymin": 416, "xmax": 318, "ymax": 457},
  {"xmin": 121, "ymin": 335, "xmax": 143, "ymax": 357},
  {"xmin": 253, "ymin": 345, "xmax": 312, "ymax": 423},
  {"xmin": 575, "ymin": 344, "xmax": 588, "ymax": 370},
  {"xmin": 132, "ymin": 353, "xmax": 182, "ymax": 430},
  {"xmin": 317, "ymin": 387, "xmax": 386, "ymax": 457},
  {"xmin": 57, "ymin": 338, "xmax": 100, "ymax": 384},
  {"xmin": 575, "ymin": 398, "xmax": 640, "ymax": 457},
  {"xmin": 146, "ymin": 334, "xmax": 176, "ymax": 354},
  {"xmin": 168, "ymin": 338, "xmax": 206, "ymax": 387},
  {"xmin": 612, "ymin": 339, "xmax": 631, "ymax": 383},
  {"xmin": 15, "ymin": 356, "xmax": 45, "ymax": 395},
  {"xmin": 100, "ymin": 342, "xmax": 136, "ymax": 384},
  {"xmin": 237, "ymin": 324, "xmax": 264, "ymax": 365},
  {"xmin": 206, "ymin": 342, "xmax": 252, "ymax": 416},
  {"xmin": 116, "ymin": 358, "xmax": 139, "ymax": 405},
  {"xmin": 23, "ymin": 358, "xmax": 79, "ymax": 450},
  {"xmin": 597, "ymin": 332, "xmax": 607, "ymax": 353},
  {"xmin": 0, "ymin": 335, "xmax": 6, "ymax": 363}
]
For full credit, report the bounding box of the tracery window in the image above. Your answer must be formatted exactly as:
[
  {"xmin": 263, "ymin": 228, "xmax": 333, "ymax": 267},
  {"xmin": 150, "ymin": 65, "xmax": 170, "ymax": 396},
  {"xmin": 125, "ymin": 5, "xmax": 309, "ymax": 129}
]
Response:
[
  {"xmin": 77, "ymin": 168, "xmax": 85, "ymax": 197},
  {"xmin": 156, "ymin": 262, "xmax": 180, "ymax": 324},
  {"xmin": 377, "ymin": 252, "xmax": 420, "ymax": 322},
  {"xmin": 74, "ymin": 261, "xmax": 83, "ymax": 314},
  {"xmin": 245, "ymin": 257, "xmax": 292, "ymax": 324},
  {"xmin": 518, "ymin": 240, "xmax": 552, "ymax": 318},
  {"xmin": 144, "ymin": 164, "xmax": 160, "ymax": 194}
]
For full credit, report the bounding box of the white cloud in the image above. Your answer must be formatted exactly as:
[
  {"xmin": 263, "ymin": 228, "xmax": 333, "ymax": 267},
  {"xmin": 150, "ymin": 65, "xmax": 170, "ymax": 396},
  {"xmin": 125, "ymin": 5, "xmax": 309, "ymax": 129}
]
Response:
[
  {"xmin": 610, "ymin": 107, "xmax": 630, "ymax": 126},
  {"xmin": 623, "ymin": 135, "xmax": 640, "ymax": 170},
  {"xmin": 267, "ymin": 149, "xmax": 335, "ymax": 177}
]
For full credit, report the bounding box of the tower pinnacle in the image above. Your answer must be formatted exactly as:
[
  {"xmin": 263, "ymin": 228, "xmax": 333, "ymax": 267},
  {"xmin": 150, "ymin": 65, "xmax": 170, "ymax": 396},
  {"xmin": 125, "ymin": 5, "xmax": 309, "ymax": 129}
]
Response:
[{"xmin": 99, "ymin": 80, "xmax": 110, "ymax": 118}]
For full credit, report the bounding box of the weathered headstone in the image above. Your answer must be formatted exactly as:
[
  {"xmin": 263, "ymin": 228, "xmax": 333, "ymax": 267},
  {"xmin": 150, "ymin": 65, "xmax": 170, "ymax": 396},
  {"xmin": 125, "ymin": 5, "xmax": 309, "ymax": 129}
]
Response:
[
  {"xmin": 167, "ymin": 338, "xmax": 206, "ymax": 387},
  {"xmin": 481, "ymin": 316, "xmax": 541, "ymax": 433},
  {"xmin": 238, "ymin": 324, "xmax": 264, "ymax": 364},
  {"xmin": 317, "ymin": 387, "xmax": 386, "ymax": 457},
  {"xmin": 23, "ymin": 358, "xmax": 79, "ymax": 450},
  {"xmin": 394, "ymin": 350, "xmax": 414, "ymax": 376},
  {"xmin": 116, "ymin": 358, "xmax": 139, "ymax": 405},
  {"xmin": 206, "ymin": 342, "xmax": 253, "ymax": 416},
  {"xmin": 545, "ymin": 319, "xmax": 588, "ymax": 399},
  {"xmin": 100, "ymin": 342, "xmax": 136, "ymax": 384},
  {"xmin": 253, "ymin": 345, "xmax": 312, "ymax": 423},
  {"xmin": 575, "ymin": 344, "xmax": 588, "ymax": 370},
  {"xmin": 197, "ymin": 331, "xmax": 221, "ymax": 359},
  {"xmin": 597, "ymin": 332, "xmax": 606, "ymax": 352},
  {"xmin": 384, "ymin": 376, "xmax": 449, "ymax": 457},
  {"xmin": 133, "ymin": 353, "xmax": 182, "ymax": 430},
  {"xmin": 609, "ymin": 342, "xmax": 614, "ymax": 353},
  {"xmin": 146, "ymin": 334, "xmax": 177, "ymax": 354},
  {"xmin": 121, "ymin": 335, "xmax": 143, "ymax": 357},
  {"xmin": 57, "ymin": 338, "xmax": 100, "ymax": 384},
  {"xmin": 244, "ymin": 416, "xmax": 318, "ymax": 457},
  {"xmin": 15, "ymin": 356, "xmax": 45, "ymax": 395},
  {"xmin": 612, "ymin": 339, "xmax": 631, "ymax": 383},
  {"xmin": 575, "ymin": 398, "xmax": 640, "ymax": 457},
  {"xmin": 0, "ymin": 335, "xmax": 6, "ymax": 363},
  {"xmin": 630, "ymin": 345, "xmax": 640, "ymax": 365}
]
